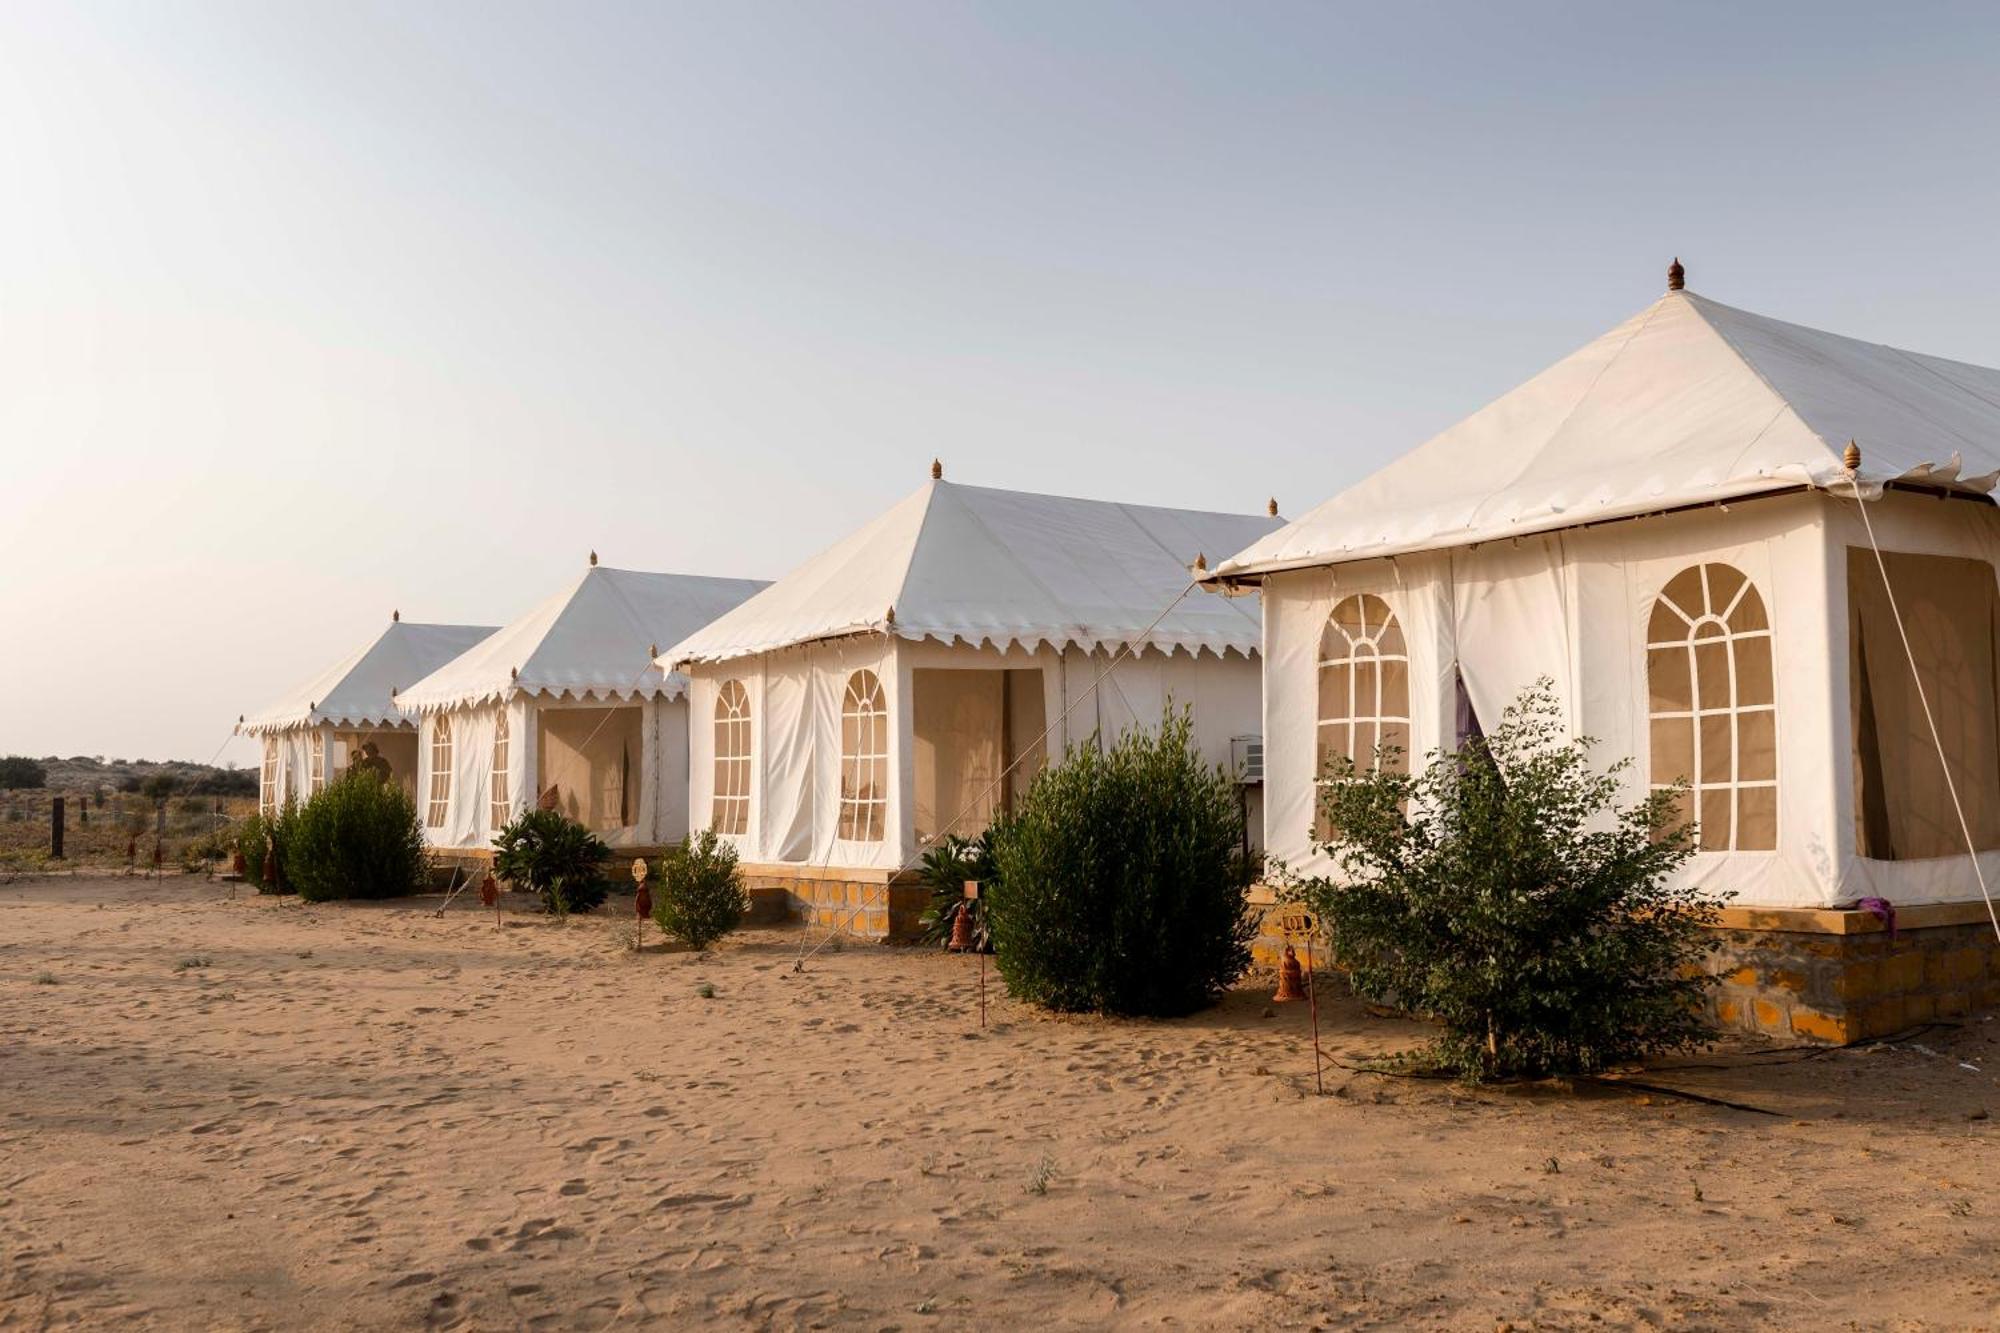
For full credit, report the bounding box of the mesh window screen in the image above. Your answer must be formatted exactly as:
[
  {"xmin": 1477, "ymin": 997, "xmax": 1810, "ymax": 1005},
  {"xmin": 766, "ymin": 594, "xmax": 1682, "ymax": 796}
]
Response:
[
  {"xmin": 1316, "ymin": 594, "xmax": 1411, "ymax": 838},
  {"xmin": 713, "ymin": 680, "xmax": 752, "ymax": 836},
  {"xmin": 839, "ymin": 671, "xmax": 889, "ymax": 842},
  {"xmin": 426, "ymin": 716, "xmax": 453, "ymax": 829},
  {"xmin": 489, "ymin": 711, "xmax": 511, "ymax": 832},
  {"xmin": 1646, "ymin": 564, "xmax": 1777, "ymax": 851}
]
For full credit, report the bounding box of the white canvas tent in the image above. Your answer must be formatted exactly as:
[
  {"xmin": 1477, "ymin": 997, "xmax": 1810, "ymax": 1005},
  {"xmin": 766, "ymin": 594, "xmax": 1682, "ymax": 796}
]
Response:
[
  {"xmin": 1213, "ymin": 269, "xmax": 2000, "ymax": 911},
  {"xmin": 238, "ymin": 617, "xmax": 498, "ymax": 814},
  {"xmin": 661, "ymin": 475, "xmax": 1282, "ymax": 888},
  {"xmin": 394, "ymin": 562, "xmax": 767, "ymax": 851}
]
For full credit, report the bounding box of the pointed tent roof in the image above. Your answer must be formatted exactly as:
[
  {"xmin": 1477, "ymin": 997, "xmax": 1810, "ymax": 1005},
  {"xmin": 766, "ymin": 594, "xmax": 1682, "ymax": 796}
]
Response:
[
  {"xmin": 662, "ymin": 480, "xmax": 1280, "ymax": 668},
  {"xmin": 396, "ymin": 565, "xmax": 770, "ymax": 713},
  {"xmin": 239, "ymin": 620, "xmax": 498, "ymax": 734},
  {"xmin": 1214, "ymin": 286, "xmax": 2000, "ymax": 579}
]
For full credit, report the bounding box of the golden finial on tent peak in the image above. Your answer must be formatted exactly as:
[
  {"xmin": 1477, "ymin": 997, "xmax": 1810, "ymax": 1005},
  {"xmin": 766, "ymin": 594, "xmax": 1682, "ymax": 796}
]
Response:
[
  {"xmin": 588, "ymin": 550, "xmax": 598, "ymax": 567},
  {"xmin": 649, "ymin": 644, "xmax": 659, "ymax": 660},
  {"xmin": 510, "ymin": 666, "xmax": 518, "ymax": 681},
  {"xmin": 931, "ymin": 458, "xmax": 943, "ymax": 480},
  {"xmin": 885, "ymin": 605, "xmax": 897, "ymax": 625},
  {"xmin": 1667, "ymin": 257, "xmax": 1685, "ymax": 291},
  {"xmin": 1194, "ymin": 552, "xmax": 1208, "ymax": 572},
  {"xmin": 1844, "ymin": 440, "xmax": 1862, "ymax": 472},
  {"xmin": 1267, "ymin": 497, "xmax": 1279, "ymax": 517},
  {"xmin": 392, "ymin": 608, "xmax": 400, "ymax": 622}
]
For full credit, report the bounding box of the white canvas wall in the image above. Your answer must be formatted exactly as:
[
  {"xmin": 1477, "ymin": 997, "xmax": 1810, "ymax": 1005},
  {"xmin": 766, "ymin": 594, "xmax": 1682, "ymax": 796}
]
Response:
[
  {"xmin": 1261, "ymin": 491, "xmax": 1846, "ymax": 908},
  {"xmin": 687, "ymin": 635, "xmax": 1263, "ymax": 874}
]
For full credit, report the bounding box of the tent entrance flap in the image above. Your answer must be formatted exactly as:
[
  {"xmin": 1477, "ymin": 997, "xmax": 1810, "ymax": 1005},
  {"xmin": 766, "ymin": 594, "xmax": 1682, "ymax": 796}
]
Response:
[
  {"xmin": 912, "ymin": 668, "xmax": 1047, "ymax": 844},
  {"xmin": 539, "ymin": 706, "xmax": 643, "ymax": 833},
  {"xmin": 1848, "ymin": 547, "xmax": 2000, "ymax": 860}
]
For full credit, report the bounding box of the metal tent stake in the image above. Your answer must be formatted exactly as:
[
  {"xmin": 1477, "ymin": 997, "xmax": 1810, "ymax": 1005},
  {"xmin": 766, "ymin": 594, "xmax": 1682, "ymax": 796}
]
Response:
[{"xmin": 1305, "ymin": 936, "xmax": 1323, "ymax": 1096}]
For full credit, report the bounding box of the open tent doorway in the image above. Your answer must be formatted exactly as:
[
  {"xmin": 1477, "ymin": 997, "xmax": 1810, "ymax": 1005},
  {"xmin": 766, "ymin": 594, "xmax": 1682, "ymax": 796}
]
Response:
[
  {"xmin": 539, "ymin": 705, "xmax": 643, "ymax": 835},
  {"xmin": 911, "ymin": 667, "xmax": 1046, "ymax": 844}
]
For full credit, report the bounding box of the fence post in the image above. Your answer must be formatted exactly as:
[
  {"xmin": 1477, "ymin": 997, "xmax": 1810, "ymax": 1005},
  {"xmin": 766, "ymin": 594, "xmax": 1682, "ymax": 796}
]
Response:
[{"xmin": 50, "ymin": 796, "xmax": 64, "ymax": 859}]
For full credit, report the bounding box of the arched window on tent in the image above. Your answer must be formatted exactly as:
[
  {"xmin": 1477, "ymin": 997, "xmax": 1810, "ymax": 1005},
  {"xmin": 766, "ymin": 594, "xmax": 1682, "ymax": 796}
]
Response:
[
  {"xmin": 1316, "ymin": 594, "xmax": 1411, "ymax": 837},
  {"xmin": 489, "ymin": 711, "xmax": 510, "ymax": 831},
  {"xmin": 839, "ymin": 670, "xmax": 889, "ymax": 842},
  {"xmin": 260, "ymin": 736, "xmax": 279, "ymax": 816},
  {"xmin": 713, "ymin": 680, "xmax": 752, "ymax": 836},
  {"xmin": 427, "ymin": 715, "xmax": 453, "ymax": 830},
  {"xmin": 309, "ymin": 732, "xmax": 326, "ymax": 796},
  {"xmin": 1647, "ymin": 563, "xmax": 1776, "ymax": 852}
]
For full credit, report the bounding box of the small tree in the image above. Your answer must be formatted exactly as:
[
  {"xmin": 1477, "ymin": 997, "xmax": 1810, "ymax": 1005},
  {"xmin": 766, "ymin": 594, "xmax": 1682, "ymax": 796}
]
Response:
[
  {"xmin": 1299, "ymin": 680, "xmax": 1714, "ymax": 1081},
  {"xmin": 284, "ymin": 769, "xmax": 430, "ymax": 902},
  {"xmin": 986, "ymin": 709, "xmax": 1256, "ymax": 1017},
  {"xmin": 652, "ymin": 828, "xmax": 748, "ymax": 949},
  {"xmin": 492, "ymin": 808, "xmax": 610, "ymax": 916}
]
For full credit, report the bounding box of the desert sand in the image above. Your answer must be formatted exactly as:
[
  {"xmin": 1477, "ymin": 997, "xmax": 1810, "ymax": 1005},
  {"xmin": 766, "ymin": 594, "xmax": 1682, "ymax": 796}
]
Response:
[{"xmin": 2, "ymin": 875, "xmax": 1996, "ymax": 1330}]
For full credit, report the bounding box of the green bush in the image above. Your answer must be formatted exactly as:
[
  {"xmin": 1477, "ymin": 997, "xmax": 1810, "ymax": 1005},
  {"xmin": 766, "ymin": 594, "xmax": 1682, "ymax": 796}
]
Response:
[
  {"xmin": 915, "ymin": 832, "xmax": 996, "ymax": 947},
  {"xmin": 0, "ymin": 756, "xmax": 47, "ymax": 789},
  {"xmin": 283, "ymin": 771, "xmax": 429, "ymax": 902},
  {"xmin": 492, "ymin": 808, "xmax": 610, "ymax": 915},
  {"xmin": 237, "ymin": 806, "xmax": 299, "ymax": 894},
  {"xmin": 985, "ymin": 709, "xmax": 1256, "ymax": 1017},
  {"xmin": 1300, "ymin": 680, "xmax": 1714, "ymax": 1081},
  {"xmin": 651, "ymin": 828, "xmax": 747, "ymax": 949}
]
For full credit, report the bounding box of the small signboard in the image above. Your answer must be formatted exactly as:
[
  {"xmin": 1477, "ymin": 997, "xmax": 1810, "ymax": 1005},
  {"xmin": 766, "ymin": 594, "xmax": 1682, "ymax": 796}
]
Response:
[
  {"xmin": 1275, "ymin": 906, "xmax": 1318, "ymax": 944},
  {"xmin": 631, "ymin": 858, "xmax": 649, "ymax": 884}
]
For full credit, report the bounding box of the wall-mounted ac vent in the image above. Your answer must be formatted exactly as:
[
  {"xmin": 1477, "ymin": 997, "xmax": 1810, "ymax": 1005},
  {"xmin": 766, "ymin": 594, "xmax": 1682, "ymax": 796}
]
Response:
[{"xmin": 1230, "ymin": 735, "xmax": 1264, "ymax": 784}]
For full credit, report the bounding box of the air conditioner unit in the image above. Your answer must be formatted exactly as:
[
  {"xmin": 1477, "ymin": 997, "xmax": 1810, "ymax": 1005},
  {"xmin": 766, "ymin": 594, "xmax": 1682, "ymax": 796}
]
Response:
[{"xmin": 1230, "ymin": 735, "xmax": 1264, "ymax": 784}]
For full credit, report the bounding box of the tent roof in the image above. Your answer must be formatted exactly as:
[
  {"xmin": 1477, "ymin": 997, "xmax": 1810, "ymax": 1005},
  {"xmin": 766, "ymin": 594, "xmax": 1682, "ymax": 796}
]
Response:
[
  {"xmin": 662, "ymin": 480, "xmax": 1280, "ymax": 667},
  {"xmin": 239, "ymin": 620, "xmax": 498, "ymax": 734},
  {"xmin": 1213, "ymin": 287, "xmax": 2000, "ymax": 580},
  {"xmin": 396, "ymin": 565, "xmax": 769, "ymax": 713}
]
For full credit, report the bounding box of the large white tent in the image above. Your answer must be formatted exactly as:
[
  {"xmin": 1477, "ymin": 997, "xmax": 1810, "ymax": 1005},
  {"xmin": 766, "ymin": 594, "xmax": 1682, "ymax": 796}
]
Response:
[
  {"xmin": 395, "ymin": 562, "xmax": 767, "ymax": 851},
  {"xmin": 1213, "ymin": 269, "xmax": 2000, "ymax": 913},
  {"xmin": 661, "ymin": 473, "xmax": 1280, "ymax": 931},
  {"xmin": 239, "ymin": 617, "xmax": 498, "ymax": 814}
]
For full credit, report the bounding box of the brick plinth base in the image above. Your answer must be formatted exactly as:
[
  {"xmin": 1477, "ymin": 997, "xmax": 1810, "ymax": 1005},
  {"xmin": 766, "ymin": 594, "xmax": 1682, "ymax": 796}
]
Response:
[
  {"xmin": 1246, "ymin": 892, "xmax": 1999, "ymax": 1045},
  {"xmin": 1703, "ymin": 904, "xmax": 2000, "ymax": 1043},
  {"xmin": 739, "ymin": 866, "xmax": 928, "ymax": 940}
]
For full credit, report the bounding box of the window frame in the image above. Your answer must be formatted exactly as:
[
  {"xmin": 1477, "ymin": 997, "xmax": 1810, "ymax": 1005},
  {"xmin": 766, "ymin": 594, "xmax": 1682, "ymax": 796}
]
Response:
[
  {"xmin": 1645, "ymin": 562, "xmax": 1778, "ymax": 854},
  {"xmin": 260, "ymin": 736, "xmax": 279, "ymax": 816},
  {"xmin": 838, "ymin": 670, "xmax": 889, "ymax": 843},
  {"xmin": 1315, "ymin": 594, "xmax": 1412, "ymax": 835},
  {"xmin": 489, "ymin": 710, "xmax": 510, "ymax": 832},
  {"xmin": 309, "ymin": 732, "xmax": 326, "ymax": 796},
  {"xmin": 426, "ymin": 714, "xmax": 453, "ymax": 830},
  {"xmin": 712, "ymin": 679, "xmax": 752, "ymax": 837}
]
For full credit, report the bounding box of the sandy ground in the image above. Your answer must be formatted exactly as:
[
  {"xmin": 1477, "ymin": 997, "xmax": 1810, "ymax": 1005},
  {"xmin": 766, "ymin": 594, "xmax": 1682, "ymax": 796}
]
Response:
[{"xmin": 1, "ymin": 876, "xmax": 1996, "ymax": 1331}]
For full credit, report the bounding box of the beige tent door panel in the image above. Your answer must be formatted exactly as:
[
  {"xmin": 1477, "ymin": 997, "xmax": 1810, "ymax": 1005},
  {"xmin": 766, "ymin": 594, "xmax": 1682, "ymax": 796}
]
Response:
[{"xmin": 538, "ymin": 706, "xmax": 643, "ymax": 834}]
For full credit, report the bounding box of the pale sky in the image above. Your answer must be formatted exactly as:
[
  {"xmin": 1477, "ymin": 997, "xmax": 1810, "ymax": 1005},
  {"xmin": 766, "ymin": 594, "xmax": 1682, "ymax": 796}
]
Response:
[{"xmin": 4, "ymin": 1, "xmax": 1999, "ymax": 764}]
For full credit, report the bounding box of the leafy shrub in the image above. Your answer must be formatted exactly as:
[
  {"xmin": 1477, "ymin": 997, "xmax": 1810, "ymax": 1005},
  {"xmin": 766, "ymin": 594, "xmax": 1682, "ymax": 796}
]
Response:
[
  {"xmin": 237, "ymin": 806, "xmax": 298, "ymax": 894},
  {"xmin": 915, "ymin": 831, "xmax": 995, "ymax": 948},
  {"xmin": 283, "ymin": 770, "xmax": 429, "ymax": 902},
  {"xmin": 651, "ymin": 828, "xmax": 747, "ymax": 949},
  {"xmin": 1300, "ymin": 680, "xmax": 1714, "ymax": 1081},
  {"xmin": 985, "ymin": 709, "xmax": 1256, "ymax": 1017},
  {"xmin": 492, "ymin": 808, "xmax": 610, "ymax": 915},
  {"xmin": 0, "ymin": 756, "xmax": 47, "ymax": 789}
]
